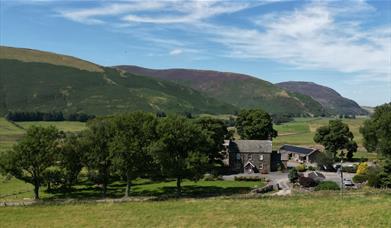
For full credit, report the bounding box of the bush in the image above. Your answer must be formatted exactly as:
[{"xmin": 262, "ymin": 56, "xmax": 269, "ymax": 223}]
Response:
[
  {"xmin": 356, "ymin": 162, "xmax": 368, "ymax": 175},
  {"xmin": 288, "ymin": 168, "xmax": 299, "ymax": 183},
  {"xmin": 314, "ymin": 181, "xmax": 340, "ymax": 191},
  {"xmin": 203, "ymin": 173, "xmax": 223, "ymax": 181},
  {"xmin": 234, "ymin": 176, "xmax": 264, "ymax": 181},
  {"xmin": 296, "ymin": 164, "xmax": 306, "ymax": 172},
  {"xmin": 307, "ymin": 166, "xmax": 316, "ymax": 171},
  {"xmin": 352, "ymin": 174, "xmax": 368, "ymax": 183},
  {"xmin": 299, "ymin": 176, "xmax": 318, "ymax": 187}
]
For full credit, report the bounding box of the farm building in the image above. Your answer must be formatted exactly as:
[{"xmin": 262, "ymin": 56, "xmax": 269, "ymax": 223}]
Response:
[
  {"xmin": 224, "ymin": 140, "xmax": 273, "ymax": 174},
  {"xmin": 279, "ymin": 145, "xmax": 321, "ymax": 167}
]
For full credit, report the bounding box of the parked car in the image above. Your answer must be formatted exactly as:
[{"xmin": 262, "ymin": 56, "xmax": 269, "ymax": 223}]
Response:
[{"xmin": 343, "ymin": 179, "xmax": 354, "ymax": 187}]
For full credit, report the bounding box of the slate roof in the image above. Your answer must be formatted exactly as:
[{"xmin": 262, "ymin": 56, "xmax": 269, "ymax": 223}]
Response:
[
  {"xmin": 279, "ymin": 145, "xmax": 318, "ymax": 155},
  {"xmin": 228, "ymin": 140, "xmax": 272, "ymax": 153}
]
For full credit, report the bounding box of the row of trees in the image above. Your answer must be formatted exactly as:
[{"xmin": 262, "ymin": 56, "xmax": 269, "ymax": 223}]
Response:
[
  {"xmin": 0, "ymin": 109, "xmax": 277, "ymax": 199},
  {"xmin": 5, "ymin": 111, "xmax": 95, "ymax": 122}
]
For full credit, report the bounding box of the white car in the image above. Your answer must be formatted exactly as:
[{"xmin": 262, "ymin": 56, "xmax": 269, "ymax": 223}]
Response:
[{"xmin": 343, "ymin": 179, "xmax": 354, "ymax": 187}]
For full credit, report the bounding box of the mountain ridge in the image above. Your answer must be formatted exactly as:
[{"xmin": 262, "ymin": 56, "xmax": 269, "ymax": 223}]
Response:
[
  {"xmin": 276, "ymin": 81, "xmax": 368, "ymax": 115},
  {"xmin": 115, "ymin": 65, "xmax": 326, "ymax": 116},
  {"xmin": 0, "ymin": 46, "xmax": 237, "ymax": 115}
]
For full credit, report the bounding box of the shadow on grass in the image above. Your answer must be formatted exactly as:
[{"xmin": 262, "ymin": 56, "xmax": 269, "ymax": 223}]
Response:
[
  {"xmin": 130, "ymin": 186, "xmax": 252, "ymax": 199},
  {"xmin": 42, "ymin": 181, "xmax": 253, "ymax": 201}
]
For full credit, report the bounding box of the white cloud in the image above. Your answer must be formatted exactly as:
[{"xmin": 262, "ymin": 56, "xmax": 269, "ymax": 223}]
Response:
[
  {"xmin": 58, "ymin": 0, "xmax": 255, "ymax": 25},
  {"xmin": 169, "ymin": 48, "xmax": 183, "ymax": 55},
  {"xmin": 56, "ymin": 0, "xmax": 390, "ymax": 82},
  {"xmin": 204, "ymin": 1, "xmax": 391, "ymax": 82}
]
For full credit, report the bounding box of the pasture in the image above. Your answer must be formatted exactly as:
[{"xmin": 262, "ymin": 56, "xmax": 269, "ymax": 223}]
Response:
[
  {"xmin": 0, "ymin": 175, "xmax": 263, "ymax": 202},
  {"xmin": 0, "ymin": 193, "xmax": 390, "ymax": 227},
  {"xmin": 0, "ymin": 118, "xmax": 86, "ymax": 153}
]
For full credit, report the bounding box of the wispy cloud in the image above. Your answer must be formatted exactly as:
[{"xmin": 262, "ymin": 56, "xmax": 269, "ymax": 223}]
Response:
[
  {"xmin": 204, "ymin": 1, "xmax": 390, "ymax": 81},
  {"xmin": 169, "ymin": 48, "xmax": 183, "ymax": 56},
  {"xmin": 56, "ymin": 0, "xmax": 390, "ymax": 82},
  {"xmin": 58, "ymin": 0, "xmax": 255, "ymax": 25}
]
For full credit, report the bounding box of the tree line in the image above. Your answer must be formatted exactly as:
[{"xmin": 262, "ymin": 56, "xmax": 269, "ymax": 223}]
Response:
[
  {"xmin": 0, "ymin": 109, "xmax": 277, "ymax": 199},
  {"xmin": 5, "ymin": 111, "xmax": 96, "ymax": 122}
]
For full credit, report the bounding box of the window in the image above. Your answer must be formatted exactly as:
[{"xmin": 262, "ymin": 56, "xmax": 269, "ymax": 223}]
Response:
[
  {"xmin": 259, "ymin": 155, "xmax": 264, "ymax": 161},
  {"xmin": 259, "ymin": 163, "xmax": 263, "ymax": 170},
  {"xmin": 236, "ymin": 153, "xmax": 240, "ymax": 160},
  {"xmin": 248, "ymin": 154, "xmax": 252, "ymax": 160}
]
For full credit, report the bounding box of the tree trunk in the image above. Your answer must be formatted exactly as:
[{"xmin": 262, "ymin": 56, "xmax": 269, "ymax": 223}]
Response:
[
  {"xmin": 176, "ymin": 177, "xmax": 182, "ymax": 197},
  {"xmin": 34, "ymin": 183, "xmax": 40, "ymax": 200},
  {"xmin": 125, "ymin": 169, "xmax": 131, "ymax": 198}
]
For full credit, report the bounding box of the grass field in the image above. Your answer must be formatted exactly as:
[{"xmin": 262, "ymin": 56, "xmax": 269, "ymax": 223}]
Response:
[
  {"xmin": 273, "ymin": 117, "xmax": 368, "ymax": 150},
  {"xmin": 0, "ymin": 174, "xmax": 263, "ymax": 202},
  {"xmin": 0, "ymin": 118, "xmax": 86, "ymax": 153},
  {"xmin": 0, "ymin": 193, "xmax": 390, "ymax": 227}
]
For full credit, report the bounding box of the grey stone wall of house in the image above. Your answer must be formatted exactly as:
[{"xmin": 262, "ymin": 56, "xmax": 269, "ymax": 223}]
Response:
[{"xmin": 227, "ymin": 140, "xmax": 272, "ymax": 174}]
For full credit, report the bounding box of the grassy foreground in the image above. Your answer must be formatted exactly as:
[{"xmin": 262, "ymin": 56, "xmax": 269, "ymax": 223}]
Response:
[{"xmin": 1, "ymin": 194, "xmax": 390, "ymax": 227}]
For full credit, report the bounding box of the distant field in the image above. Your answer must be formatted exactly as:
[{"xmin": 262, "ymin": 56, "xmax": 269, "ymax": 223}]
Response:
[
  {"xmin": 273, "ymin": 117, "xmax": 367, "ymax": 149},
  {"xmin": 0, "ymin": 118, "xmax": 86, "ymax": 153},
  {"xmin": 1, "ymin": 193, "xmax": 390, "ymax": 227}
]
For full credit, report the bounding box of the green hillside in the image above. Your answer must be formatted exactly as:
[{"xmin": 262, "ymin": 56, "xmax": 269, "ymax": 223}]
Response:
[
  {"xmin": 0, "ymin": 50, "xmax": 237, "ymax": 115},
  {"xmin": 116, "ymin": 66, "xmax": 326, "ymax": 116},
  {"xmin": 0, "ymin": 46, "xmax": 103, "ymax": 72}
]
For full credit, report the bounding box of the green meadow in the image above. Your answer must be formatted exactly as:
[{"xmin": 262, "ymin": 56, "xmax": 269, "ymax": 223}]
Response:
[{"xmin": 0, "ymin": 193, "xmax": 390, "ymax": 227}]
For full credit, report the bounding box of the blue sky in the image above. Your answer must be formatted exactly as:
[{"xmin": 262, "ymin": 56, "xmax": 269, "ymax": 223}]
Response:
[{"xmin": 1, "ymin": 0, "xmax": 390, "ymax": 106}]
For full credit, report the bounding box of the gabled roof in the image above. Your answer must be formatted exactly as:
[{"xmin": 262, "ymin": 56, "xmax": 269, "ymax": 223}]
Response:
[
  {"xmin": 244, "ymin": 161, "xmax": 256, "ymax": 168},
  {"xmin": 228, "ymin": 140, "xmax": 272, "ymax": 153},
  {"xmin": 279, "ymin": 145, "xmax": 318, "ymax": 155}
]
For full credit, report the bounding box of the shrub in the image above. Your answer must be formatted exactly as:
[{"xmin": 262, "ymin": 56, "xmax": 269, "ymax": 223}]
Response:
[
  {"xmin": 234, "ymin": 176, "xmax": 264, "ymax": 181},
  {"xmin": 356, "ymin": 162, "xmax": 368, "ymax": 175},
  {"xmin": 299, "ymin": 176, "xmax": 318, "ymax": 188},
  {"xmin": 307, "ymin": 166, "xmax": 316, "ymax": 171},
  {"xmin": 352, "ymin": 174, "xmax": 368, "ymax": 184},
  {"xmin": 288, "ymin": 168, "xmax": 299, "ymax": 183},
  {"xmin": 296, "ymin": 164, "xmax": 306, "ymax": 172},
  {"xmin": 314, "ymin": 181, "xmax": 340, "ymax": 191}
]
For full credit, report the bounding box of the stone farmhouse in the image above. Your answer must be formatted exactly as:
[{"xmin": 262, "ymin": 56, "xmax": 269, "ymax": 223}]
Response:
[{"xmin": 223, "ymin": 140, "xmax": 273, "ymax": 174}]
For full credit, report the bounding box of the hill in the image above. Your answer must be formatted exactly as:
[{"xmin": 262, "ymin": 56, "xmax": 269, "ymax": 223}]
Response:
[
  {"xmin": 115, "ymin": 65, "xmax": 326, "ymax": 116},
  {"xmin": 0, "ymin": 46, "xmax": 237, "ymax": 115},
  {"xmin": 276, "ymin": 81, "xmax": 368, "ymax": 115}
]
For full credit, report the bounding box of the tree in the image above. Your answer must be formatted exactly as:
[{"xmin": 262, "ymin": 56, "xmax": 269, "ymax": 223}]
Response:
[
  {"xmin": 360, "ymin": 103, "xmax": 391, "ymax": 159},
  {"xmin": 236, "ymin": 109, "xmax": 277, "ymax": 140},
  {"xmin": 360, "ymin": 103, "xmax": 391, "ymax": 176},
  {"xmin": 313, "ymin": 120, "xmax": 357, "ymax": 160},
  {"xmin": 0, "ymin": 126, "xmax": 63, "ymax": 199},
  {"xmin": 194, "ymin": 117, "xmax": 229, "ymax": 166},
  {"xmin": 110, "ymin": 112, "xmax": 157, "ymax": 197},
  {"xmin": 83, "ymin": 118, "xmax": 115, "ymax": 197},
  {"xmin": 57, "ymin": 133, "xmax": 85, "ymax": 190},
  {"xmin": 150, "ymin": 116, "xmax": 213, "ymax": 197}
]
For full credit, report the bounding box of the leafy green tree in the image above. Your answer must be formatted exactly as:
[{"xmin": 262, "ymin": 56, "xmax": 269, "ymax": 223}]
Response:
[
  {"xmin": 313, "ymin": 120, "xmax": 357, "ymax": 160},
  {"xmin": 236, "ymin": 109, "xmax": 277, "ymax": 140},
  {"xmin": 360, "ymin": 103, "xmax": 391, "ymax": 175},
  {"xmin": 83, "ymin": 118, "xmax": 115, "ymax": 197},
  {"xmin": 194, "ymin": 117, "xmax": 229, "ymax": 166},
  {"xmin": 110, "ymin": 112, "xmax": 157, "ymax": 197},
  {"xmin": 360, "ymin": 103, "xmax": 391, "ymax": 158},
  {"xmin": 58, "ymin": 133, "xmax": 85, "ymax": 190},
  {"xmin": 150, "ymin": 116, "xmax": 213, "ymax": 197},
  {"xmin": 0, "ymin": 126, "xmax": 63, "ymax": 199}
]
